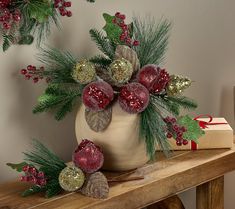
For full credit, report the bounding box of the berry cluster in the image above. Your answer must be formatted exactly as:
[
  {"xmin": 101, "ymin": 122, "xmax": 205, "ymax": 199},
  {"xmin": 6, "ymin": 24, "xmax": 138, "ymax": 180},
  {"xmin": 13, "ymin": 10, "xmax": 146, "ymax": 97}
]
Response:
[
  {"xmin": 0, "ymin": 8, "xmax": 21, "ymax": 31},
  {"xmin": 20, "ymin": 65, "xmax": 50, "ymax": 83},
  {"xmin": 164, "ymin": 116, "xmax": 188, "ymax": 146},
  {"xmin": 20, "ymin": 165, "xmax": 47, "ymax": 187},
  {"xmin": 54, "ymin": 0, "xmax": 72, "ymax": 17},
  {"xmin": 113, "ymin": 12, "xmax": 139, "ymax": 47}
]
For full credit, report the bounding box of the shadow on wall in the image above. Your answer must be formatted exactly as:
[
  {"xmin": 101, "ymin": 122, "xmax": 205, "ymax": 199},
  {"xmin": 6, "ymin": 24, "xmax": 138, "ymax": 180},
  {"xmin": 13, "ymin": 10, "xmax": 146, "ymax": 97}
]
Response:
[{"xmin": 219, "ymin": 86, "xmax": 235, "ymax": 129}]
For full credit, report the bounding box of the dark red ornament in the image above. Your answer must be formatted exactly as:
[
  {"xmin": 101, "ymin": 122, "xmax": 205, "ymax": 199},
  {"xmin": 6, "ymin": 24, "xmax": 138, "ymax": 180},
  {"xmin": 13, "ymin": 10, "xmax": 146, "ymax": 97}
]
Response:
[
  {"xmin": 73, "ymin": 139, "xmax": 104, "ymax": 173},
  {"xmin": 118, "ymin": 82, "xmax": 150, "ymax": 114},
  {"xmin": 82, "ymin": 81, "xmax": 114, "ymax": 111},
  {"xmin": 137, "ymin": 64, "xmax": 170, "ymax": 94}
]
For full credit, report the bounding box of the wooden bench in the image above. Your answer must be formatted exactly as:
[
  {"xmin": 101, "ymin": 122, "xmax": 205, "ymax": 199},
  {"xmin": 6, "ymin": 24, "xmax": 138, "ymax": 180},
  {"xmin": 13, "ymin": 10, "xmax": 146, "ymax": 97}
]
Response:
[{"xmin": 1, "ymin": 143, "xmax": 235, "ymax": 209}]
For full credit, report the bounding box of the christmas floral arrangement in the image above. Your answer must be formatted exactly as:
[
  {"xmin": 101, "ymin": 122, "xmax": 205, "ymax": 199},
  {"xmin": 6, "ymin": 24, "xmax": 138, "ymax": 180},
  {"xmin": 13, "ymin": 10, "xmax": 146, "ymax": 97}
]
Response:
[
  {"xmin": 7, "ymin": 139, "xmax": 143, "ymax": 198},
  {"xmin": 20, "ymin": 12, "xmax": 205, "ymax": 159},
  {"xmin": 0, "ymin": 0, "xmax": 94, "ymax": 51}
]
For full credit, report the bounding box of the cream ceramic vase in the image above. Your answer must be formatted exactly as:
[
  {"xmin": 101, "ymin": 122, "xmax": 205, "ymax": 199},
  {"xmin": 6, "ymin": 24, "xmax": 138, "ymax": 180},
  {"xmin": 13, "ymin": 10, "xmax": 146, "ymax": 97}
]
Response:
[{"xmin": 75, "ymin": 102, "xmax": 149, "ymax": 171}]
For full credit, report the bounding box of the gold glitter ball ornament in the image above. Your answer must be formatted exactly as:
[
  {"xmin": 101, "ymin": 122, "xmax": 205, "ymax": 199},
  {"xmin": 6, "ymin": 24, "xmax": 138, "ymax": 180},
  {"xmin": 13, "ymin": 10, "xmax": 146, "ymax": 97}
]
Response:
[
  {"xmin": 59, "ymin": 166, "xmax": 85, "ymax": 192},
  {"xmin": 109, "ymin": 58, "xmax": 133, "ymax": 84},
  {"xmin": 72, "ymin": 60, "xmax": 96, "ymax": 84},
  {"xmin": 166, "ymin": 75, "xmax": 192, "ymax": 96}
]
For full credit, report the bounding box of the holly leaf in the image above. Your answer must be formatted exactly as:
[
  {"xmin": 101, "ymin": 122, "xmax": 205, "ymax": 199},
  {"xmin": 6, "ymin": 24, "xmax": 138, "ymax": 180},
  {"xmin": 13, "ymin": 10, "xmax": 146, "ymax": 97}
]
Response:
[
  {"xmin": 28, "ymin": 2, "xmax": 53, "ymax": 23},
  {"xmin": 103, "ymin": 13, "xmax": 122, "ymax": 43},
  {"xmin": 6, "ymin": 162, "xmax": 28, "ymax": 172},
  {"xmin": 178, "ymin": 115, "xmax": 205, "ymax": 143}
]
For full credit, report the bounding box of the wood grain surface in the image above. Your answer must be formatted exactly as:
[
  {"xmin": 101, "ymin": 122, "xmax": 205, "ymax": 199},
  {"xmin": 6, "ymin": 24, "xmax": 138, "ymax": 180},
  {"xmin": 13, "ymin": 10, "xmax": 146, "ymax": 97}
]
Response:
[
  {"xmin": 0, "ymin": 145, "xmax": 235, "ymax": 209},
  {"xmin": 196, "ymin": 176, "xmax": 224, "ymax": 209}
]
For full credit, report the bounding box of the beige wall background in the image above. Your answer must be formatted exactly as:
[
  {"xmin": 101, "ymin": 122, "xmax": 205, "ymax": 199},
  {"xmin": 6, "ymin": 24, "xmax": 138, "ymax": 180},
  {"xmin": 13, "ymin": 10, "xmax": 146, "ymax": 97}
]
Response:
[{"xmin": 0, "ymin": 0, "xmax": 235, "ymax": 208}]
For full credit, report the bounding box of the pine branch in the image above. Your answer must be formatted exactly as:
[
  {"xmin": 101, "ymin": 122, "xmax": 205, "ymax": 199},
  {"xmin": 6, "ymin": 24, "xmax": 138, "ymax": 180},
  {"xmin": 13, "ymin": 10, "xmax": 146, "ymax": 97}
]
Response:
[
  {"xmin": 151, "ymin": 95, "xmax": 180, "ymax": 116},
  {"xmin": 140, "ymin": 100, "xmax": 171, "ymax": 159},
  {"xmin": 89, "ymin": 29, "xmax": 115, "ymax": 59},
  {"xmin": 23, "ymin": 140, "xmax": 66, "ymax": 198},
  {"xmin": 89, "ymin": 55, "xmax": 112, "ymax": 67},
  {"xmin": 166, "ymin": 96, "xmax": 198, "ymax": 110},
  {"xmin": 22, "ymin": 185, "xmax": 45, "ymax": 197},
  {"xmin": 133, "ymin": 16, "xmax": 171, "ymax": 67},
  {"xmin": 38, "ymin": 47, "xmax": 77, "ymax": 84},
  {"xmin": 33, "ymin": 84, "xmax": 82, "ymax": 120},
  {"xmin": 23, "ymin": 139, "xmax": 66, "ymax": 170}
]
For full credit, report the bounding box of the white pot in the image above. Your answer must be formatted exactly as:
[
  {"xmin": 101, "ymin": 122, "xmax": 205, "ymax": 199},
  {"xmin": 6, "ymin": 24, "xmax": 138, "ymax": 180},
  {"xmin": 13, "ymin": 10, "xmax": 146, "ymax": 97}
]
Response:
[{"xmin": 75, "ymin": 102, "xmax": 149, "ymax": 171}]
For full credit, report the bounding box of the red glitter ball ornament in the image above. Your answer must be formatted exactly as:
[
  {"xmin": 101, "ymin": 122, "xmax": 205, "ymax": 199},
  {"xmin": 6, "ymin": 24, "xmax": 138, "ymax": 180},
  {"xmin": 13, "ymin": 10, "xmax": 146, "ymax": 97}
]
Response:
[
  {"xmin": 82, "ymin": 81, "xmax": 114, "ymax": 111},
  {"xmin": 137, "ymin": 64, "xmax": 170, "ymax": 94},
  {"xmin": 118, "ymin": 82, "xmax": 150, "ymax": 114},
  {"xmin": 0, "ymin": 0, "xmax": 11, "ymax": 8},
  {"xmin": 73, "ymin": 139, "xmax": 104, "ymax": 173}
]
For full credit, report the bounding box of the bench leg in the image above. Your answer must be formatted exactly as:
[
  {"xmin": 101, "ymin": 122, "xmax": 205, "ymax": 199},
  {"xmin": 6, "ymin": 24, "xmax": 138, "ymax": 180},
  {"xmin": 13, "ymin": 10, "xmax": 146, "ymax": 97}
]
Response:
[
  {"xmin": 146, "ymin": 195, "xmax": 185, "ymax": 209},
  {"xmin": 196, "ymin": 176, "xmax": 224, "ymax": 209}
]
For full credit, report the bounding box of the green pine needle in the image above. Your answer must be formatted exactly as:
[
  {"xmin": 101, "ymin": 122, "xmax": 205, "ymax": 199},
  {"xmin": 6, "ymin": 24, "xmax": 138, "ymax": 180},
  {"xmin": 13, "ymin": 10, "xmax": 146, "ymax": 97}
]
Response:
[
  {"xmin": 33, "ymin": 84, "xmax": 82, "ymax": 120},
  {"xmin": 133, "ymin": 16, "xmax": 171, "ymax": 67},
  {"xmin": 22, "ymin": 139, "xmax": 66, "ymax": 198},
  {"xmin": 166, "ymin": 96, "xmax": 198, "ymax": 110},
  {"xmin": 23, "ymin": 139, "xmax": 66, "ymax": 170},
  {"xmin": 89, "ymin": 29, "xmax": 115, "ymax": 59},
  {"xmin": 22, "ymin": 185, "xmax": 45, "ymax": 197},
  {"xmin": 140, "ymin": 100, "xmax": 171, "ymax": 160},
  {"xmin": 89, "ymin": 55, "xmax": 112, "ymax": 67},
  {"xmin": 38, "ymin": 47, "xmax": 77, "ymax": 83},
  {"xmin": 151, "ymin": 95, "xmax": 180, "ymax": 116}
]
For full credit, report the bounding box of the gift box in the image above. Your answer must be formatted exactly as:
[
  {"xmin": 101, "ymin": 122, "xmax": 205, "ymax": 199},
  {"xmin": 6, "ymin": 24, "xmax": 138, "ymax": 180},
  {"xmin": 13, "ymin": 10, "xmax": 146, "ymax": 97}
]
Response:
[{"xmin": 168, "ymin": 117, "xmax": 234, "ymax": 150}]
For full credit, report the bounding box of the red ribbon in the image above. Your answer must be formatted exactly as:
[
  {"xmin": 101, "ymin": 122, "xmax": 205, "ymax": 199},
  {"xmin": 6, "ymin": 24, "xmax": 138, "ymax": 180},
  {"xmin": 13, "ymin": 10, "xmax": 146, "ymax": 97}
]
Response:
[
  {"xmin": 193, "ymin": 114, "xmax": 227, "ymax": 129},
  {"xmin": 190, "ymin": 114, "xmax": 228, "ymax": 150}
]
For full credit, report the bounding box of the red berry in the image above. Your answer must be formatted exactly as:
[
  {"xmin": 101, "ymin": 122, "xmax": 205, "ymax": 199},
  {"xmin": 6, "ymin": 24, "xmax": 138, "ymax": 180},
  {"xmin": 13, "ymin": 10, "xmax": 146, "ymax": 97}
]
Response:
[
  {"xmin": 66, "ymin": 11, "xmax": 72, "ymax": 17},
  {"xmin": 3, "ymin": 22, "xmax": 10, "ymax": 30},
  {"xmin": 38, "ymin": 178, "xmax": 47, "ymax": 186},
  {"xmin": 22, "ymin": 165, "xmax": 30, "ymax": 172},
  {"xmin": 181, "ymin": 126, "xmax": 187, "ymax": 132},
  {"xmin": 20, "ymin": 69, "xmax": 27, "ymax": 75},
  {"xmin": 20, "ymin": 176, "xmax": 27, "ymax": 182},
  {"xmin": 33, "ymin": 77, "xmax": 39, "ymax": 83},
  {"xmin": 60, "ymin": 10, "xmax": 66, "ymax": 16},
  {"xmin": 29, "ymin": 167, "xmax": 37, "ymax": 175},
  {"xmin": 119, "ymin": 14, "xmax": 126, "ymax": 20},
  {"xmin": 31, "ymin": 176, "xmax": 38, "ymax": 184},
  {"xmin": 183, "ymin": 140, "xmax": 188, "ymax": 145},
  {"xmin": 37, "ymin": 171, "xmax": 45, "ymax": 178},
  {"xmin": 115, "ymin": 12, "xmax": 121, "ymax": 17},
  {"xmin": 27, "ymin": 65, "xmax": 33, "ymax": 71},
  {"xmin": 166, "ymin": 132, "xmax": 173, "ymax": 138},
  {"xmin": 120, "ymin": 34, "xmax": 126, "ymax": 41},
  {"xmin": 133, "ymin": 40, "xmax": 139, "ymax": 46},
  {"xmin": 171, "ymin": 118, "xmax": 177, "ymax": 123},
  {"xmin": 25, "ymin": 74, "xmax": 31, "ymax": 80},
  {"xmin": 64, "ymin": 1, "xmax": 71, "ymax": 7},
  {"xmin": 176, "ymin": 140, "xmax": 182, "ymax": 146}
]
